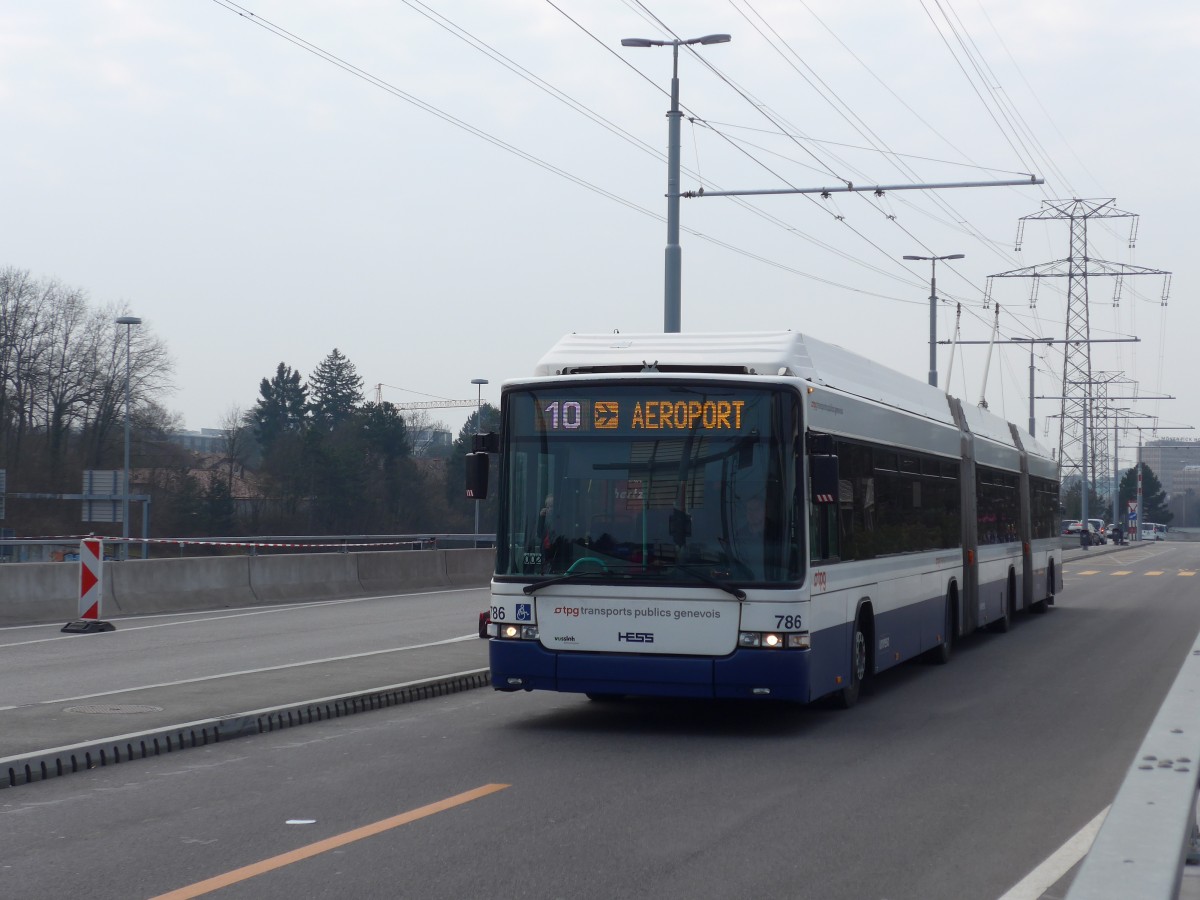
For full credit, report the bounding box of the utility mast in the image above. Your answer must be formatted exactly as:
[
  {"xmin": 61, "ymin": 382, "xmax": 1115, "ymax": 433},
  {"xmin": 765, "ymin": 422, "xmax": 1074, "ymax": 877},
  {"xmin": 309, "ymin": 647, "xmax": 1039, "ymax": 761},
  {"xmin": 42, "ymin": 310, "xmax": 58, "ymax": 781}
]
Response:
[{"xmin": 988, "ymin": 199, "xmax": 1170, "ymax": 523}]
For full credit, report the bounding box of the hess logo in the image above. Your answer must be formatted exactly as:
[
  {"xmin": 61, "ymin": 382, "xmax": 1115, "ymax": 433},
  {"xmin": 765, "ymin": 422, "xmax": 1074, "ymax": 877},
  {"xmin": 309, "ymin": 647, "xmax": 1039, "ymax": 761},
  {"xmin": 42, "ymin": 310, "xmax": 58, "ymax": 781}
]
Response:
[{"xmin": 617, "ymin": 632, "xmax": 655, "ymax": 643}]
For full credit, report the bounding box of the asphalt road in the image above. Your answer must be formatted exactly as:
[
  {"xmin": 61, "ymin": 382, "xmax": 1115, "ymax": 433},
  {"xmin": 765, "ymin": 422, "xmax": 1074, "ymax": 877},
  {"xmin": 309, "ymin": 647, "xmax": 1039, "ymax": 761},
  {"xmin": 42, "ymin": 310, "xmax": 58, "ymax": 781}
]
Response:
[
  {"xmin": 1, "ymin": 542, "xmax": 1197, "ymax": 900},
  {"xmin": 0, "ymin": 585, "xmax": 490, "ymax": 708}
]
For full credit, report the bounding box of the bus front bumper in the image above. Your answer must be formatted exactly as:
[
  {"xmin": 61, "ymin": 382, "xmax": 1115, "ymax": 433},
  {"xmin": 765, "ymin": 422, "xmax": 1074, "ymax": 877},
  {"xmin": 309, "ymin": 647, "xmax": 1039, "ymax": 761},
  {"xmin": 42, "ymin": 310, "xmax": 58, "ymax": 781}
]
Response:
[{"xmin": 488, "ymin": 639, "xmax": 812, "ymax": 702}]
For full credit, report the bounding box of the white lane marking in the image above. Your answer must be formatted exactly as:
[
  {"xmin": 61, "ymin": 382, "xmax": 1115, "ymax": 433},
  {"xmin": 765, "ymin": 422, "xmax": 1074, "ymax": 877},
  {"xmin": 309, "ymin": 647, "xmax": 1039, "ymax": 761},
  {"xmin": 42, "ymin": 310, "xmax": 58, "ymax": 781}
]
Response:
[
  {"xmin": 0, "ymin": 634, "xmax": 480, "ymax": 710},
  {"xmin": 997, "ymin": 805, "xmax": 1109, "ymax": 900},
  {"xmin": 0, "ymin": 586, "xmax": 487, "ymax": 649}
]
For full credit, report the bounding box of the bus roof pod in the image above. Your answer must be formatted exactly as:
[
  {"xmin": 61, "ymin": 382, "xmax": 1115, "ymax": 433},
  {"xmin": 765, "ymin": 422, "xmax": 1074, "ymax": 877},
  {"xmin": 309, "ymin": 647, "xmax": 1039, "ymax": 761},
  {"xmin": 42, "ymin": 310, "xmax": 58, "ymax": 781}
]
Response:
[{"xmin": 533, "ymin": 331, "xmax": 1053, "ymax": 463}]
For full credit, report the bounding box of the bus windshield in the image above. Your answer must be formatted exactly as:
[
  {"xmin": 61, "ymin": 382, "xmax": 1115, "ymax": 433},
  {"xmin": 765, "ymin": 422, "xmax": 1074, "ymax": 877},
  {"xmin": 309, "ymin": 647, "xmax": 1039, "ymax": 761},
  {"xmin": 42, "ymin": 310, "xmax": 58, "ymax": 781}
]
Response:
[{"xmin": 497, "ymin": 383, "xmax": 801, "ymax": 585}]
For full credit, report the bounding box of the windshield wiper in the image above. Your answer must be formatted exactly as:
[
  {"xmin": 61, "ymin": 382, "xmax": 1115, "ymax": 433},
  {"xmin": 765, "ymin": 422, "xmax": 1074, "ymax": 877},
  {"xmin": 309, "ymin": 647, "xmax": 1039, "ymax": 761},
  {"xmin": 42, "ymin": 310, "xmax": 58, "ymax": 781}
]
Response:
[
  {"xmin": 523, "ymin": 568, "xmax": 615, "ymax": 594},
  {"xmin": 670, "ymin": 565, "xmax": 746, "ymax": 600},
  {"xmin": 523, "ymin": 563, "xmax": 745, "ymax": 600}
]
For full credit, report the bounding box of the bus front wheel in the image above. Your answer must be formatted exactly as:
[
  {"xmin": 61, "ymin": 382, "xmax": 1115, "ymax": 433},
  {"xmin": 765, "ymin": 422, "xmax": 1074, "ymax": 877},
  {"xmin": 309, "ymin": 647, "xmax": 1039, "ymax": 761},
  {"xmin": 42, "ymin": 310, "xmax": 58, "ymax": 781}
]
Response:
[{"xmin": 831, "ymin": 615, "xmax": 868, "ymax": 709}]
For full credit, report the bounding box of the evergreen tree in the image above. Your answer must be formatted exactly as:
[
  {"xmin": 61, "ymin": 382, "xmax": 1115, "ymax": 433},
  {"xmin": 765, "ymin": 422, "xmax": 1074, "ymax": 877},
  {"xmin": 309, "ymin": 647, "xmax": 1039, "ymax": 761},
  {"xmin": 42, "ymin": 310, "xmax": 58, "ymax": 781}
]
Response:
[
  {"xmin": 358, "ymin": 402, "xmax": 421, "ymax": 530},
  {"xmin": 308, "ymin": 348, "xmax": 363, "ymax": 430},
  {"xmin": 359, "ymin": 401, "xmax": 410, "ymax": 464},
  {"xmin": 1119, "ymin": 464, "xmax": 1173, "ymax": 524},
  {"xmin": 251, "ymin": 363, "xmax": 307, "ymax": 449}
]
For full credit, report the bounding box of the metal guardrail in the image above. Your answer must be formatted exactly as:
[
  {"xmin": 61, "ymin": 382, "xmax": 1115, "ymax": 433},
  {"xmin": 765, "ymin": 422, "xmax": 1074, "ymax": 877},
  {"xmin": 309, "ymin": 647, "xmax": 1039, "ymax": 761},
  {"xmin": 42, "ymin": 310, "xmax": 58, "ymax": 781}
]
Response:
[{"xmin": 1065, "ymin": 632, "xmax": 1200, "ymax": 899}]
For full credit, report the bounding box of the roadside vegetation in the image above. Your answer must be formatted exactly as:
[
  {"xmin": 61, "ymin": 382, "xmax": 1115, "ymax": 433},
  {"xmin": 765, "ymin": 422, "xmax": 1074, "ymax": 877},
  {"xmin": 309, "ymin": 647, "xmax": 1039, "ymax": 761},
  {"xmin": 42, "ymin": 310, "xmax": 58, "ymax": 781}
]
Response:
[{"xmin": 0, "ymin": 267, "xmax": 498, "ymax": 539}]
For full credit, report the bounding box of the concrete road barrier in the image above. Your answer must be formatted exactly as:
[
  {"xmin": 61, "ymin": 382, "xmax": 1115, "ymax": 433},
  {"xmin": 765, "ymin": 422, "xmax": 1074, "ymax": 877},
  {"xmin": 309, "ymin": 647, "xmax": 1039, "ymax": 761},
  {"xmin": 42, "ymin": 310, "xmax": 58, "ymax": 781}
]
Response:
[
  {"xmin": 249, "ymin": 553, "xmax": 363, "ymax": 604},
  {"xmin": 0, "ymin": 549, "xmax": 496, "ymax": 626},
  {"xmin": 444, "ymin": 548, "xmax": 497, "ymax": 585},
  {"xmin": 0, "ymin": 563, "xmax": 80, "ymax": 626},
  {"xmin": 106, "ymin": 556, "xmax": 256, "ymax": 615},
  {"xmin": 358, "ymin": 550, "xmax": 447, "ymax": 592}
]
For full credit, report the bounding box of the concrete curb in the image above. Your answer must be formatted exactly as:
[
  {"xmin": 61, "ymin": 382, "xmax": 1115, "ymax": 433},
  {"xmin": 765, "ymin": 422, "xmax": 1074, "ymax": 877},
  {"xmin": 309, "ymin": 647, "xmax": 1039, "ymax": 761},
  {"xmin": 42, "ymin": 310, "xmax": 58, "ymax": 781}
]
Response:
[
  {"xmin": 1, "ymin": 667, "xmax": 491, "ymax": 790},
  {"xmin": 1063, "ymin": 541, "xmax": 1139, "ymax": 563}
]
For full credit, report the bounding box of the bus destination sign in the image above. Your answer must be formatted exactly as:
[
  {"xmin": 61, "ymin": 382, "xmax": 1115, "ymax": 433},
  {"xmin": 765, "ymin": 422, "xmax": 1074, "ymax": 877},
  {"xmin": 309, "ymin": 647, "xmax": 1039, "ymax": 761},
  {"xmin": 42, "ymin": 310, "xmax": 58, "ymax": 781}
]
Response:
[{"xmin": 534, "ymin": 398, "xmax": 748, "ymax": 433}]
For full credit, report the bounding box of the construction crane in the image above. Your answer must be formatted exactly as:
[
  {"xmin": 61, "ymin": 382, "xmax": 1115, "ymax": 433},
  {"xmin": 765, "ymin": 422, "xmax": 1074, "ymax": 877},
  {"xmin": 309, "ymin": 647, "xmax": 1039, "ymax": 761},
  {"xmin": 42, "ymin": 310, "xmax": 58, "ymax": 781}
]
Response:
[{"xmin": 373, "ymin": 383, "xmax": 478, "ymax": 410}]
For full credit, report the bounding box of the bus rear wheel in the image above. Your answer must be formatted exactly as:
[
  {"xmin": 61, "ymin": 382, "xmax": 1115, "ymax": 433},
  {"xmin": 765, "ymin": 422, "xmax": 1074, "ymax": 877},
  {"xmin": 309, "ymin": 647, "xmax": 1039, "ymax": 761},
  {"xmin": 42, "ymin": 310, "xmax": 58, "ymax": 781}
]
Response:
[
  {"xmin": 989, "ymin": 573, "xmax": 1015, "ymax": 633},
  {"xmin": 927, "ymin": 593, "xmax": 954, "ymax": 665},
  {"xmin": 1031, "ymin": 563, "xmax": 1054, "ymax": 614}
]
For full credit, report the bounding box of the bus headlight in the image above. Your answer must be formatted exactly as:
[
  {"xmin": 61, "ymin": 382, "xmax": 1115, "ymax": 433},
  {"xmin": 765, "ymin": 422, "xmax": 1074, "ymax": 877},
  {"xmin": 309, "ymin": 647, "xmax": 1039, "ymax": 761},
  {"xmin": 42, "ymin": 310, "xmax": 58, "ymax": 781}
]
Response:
[
  {"xmin": 497, "ymin": 623, "xmax": 540, "ymax": 640},
  {"xmin": 739, "ymin": 631, "xmax": 809, "ymax": 650}
]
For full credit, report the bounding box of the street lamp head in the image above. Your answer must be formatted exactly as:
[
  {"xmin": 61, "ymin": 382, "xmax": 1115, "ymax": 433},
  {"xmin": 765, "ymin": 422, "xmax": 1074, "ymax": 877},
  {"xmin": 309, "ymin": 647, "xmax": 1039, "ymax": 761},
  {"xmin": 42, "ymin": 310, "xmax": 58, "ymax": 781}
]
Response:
[
  {"xmin": 622, "ymin": 34, "xmax": 730, "ymax": 48},
  {"xmin": 903, "ymin": 255, "xmax": 928, "ymax": 261},
  {"xmin": 115, "ymin": 316, "xmax": 142, "ymax": 326},
  {"xmin": 945, "ymin": 253, "xmax": 966, "ymax": 260},
  {"xmin": 471, "ymin": 378, "xmax": 489, "ymax": 386}
]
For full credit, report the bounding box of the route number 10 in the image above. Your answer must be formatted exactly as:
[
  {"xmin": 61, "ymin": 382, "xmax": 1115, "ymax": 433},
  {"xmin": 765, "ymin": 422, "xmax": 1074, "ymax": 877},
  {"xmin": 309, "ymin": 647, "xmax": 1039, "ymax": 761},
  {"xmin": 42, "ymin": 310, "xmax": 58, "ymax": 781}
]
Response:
[{"xmin": 543, "ymin": 400, "xmax": 582, "ymax": 430}]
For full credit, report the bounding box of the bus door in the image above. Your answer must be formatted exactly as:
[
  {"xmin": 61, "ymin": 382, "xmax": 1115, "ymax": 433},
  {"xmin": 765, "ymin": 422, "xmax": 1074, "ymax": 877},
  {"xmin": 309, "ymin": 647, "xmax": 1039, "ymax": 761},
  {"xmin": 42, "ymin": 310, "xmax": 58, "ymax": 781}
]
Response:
[
  {"xmin": 1010, "ymin": 424, "xmax": 1034, "ymax": 611},
  {"xmin": 948, "ymin": 397, "xmax": 979, "ymax": 633}
]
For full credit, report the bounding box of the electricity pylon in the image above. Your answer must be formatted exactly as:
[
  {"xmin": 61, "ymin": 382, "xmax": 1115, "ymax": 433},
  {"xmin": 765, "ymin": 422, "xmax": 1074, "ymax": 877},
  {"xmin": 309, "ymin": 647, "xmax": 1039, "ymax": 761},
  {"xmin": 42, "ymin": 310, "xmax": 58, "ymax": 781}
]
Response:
[{"xmin": 988, "ymin": 199, "xmax": 1170, "ymax": 527}]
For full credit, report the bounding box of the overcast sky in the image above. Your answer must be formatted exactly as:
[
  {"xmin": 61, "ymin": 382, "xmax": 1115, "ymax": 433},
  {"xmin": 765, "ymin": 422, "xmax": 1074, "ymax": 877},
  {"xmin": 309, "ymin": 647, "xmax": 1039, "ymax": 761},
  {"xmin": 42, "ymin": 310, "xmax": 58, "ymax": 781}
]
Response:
[{"xmin": 3, "ymin": 0, "xmax": 1195, "ymax": 461}]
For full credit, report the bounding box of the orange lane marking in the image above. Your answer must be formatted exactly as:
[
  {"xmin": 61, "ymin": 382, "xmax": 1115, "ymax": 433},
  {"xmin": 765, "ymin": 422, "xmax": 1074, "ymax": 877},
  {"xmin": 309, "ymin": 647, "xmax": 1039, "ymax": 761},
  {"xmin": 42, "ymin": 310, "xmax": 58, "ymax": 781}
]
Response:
[
  {"xmin": 1072, "ymin": 570, "xmax": 1100, "ymax": 576},
  {"xmin": 151, "ymin": 783, "xmax": 509, "ymax": 899},
  {"xmin": 1181, "ymin": 571, "xmax": 1197, "ymax": 577},
  {"xmin": 1145, "ymin": 571, "xmax": 1164, "ymax": 576},
  {"xmin": 1112, "ymin": 571, "xmax": 1133, "ymax": 576}
]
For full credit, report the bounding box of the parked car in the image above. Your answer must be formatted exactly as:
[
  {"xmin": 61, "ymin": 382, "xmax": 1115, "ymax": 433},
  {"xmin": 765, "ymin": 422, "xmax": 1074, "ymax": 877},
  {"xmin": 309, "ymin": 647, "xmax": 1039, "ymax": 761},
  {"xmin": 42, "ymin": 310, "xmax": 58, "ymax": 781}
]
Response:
[
  {"xmin": 1141, "ymin": 527, "xmax": 1165, "ymax": 541},
  {"xmin": 1087, "ymin": 518, "xmax": 1107, "ymax": 544}
]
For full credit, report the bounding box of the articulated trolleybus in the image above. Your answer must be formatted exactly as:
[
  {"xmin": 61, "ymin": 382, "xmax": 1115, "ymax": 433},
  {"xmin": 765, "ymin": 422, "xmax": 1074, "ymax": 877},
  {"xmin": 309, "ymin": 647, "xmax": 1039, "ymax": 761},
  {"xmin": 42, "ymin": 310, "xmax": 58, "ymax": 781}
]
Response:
[{"xmin": 475, "ymin": 332, "xmax": 1061, "ymax": 707}]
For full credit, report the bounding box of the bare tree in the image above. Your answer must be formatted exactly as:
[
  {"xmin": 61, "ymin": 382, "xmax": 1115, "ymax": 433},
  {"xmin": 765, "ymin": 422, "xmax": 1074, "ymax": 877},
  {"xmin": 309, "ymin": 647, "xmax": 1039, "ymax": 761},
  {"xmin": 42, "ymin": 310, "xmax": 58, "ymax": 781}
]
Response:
[
  {"xmin": 0, "ymin": 270, "xmax": 175, "ymax": 491},
  {"xmin": 219, "ymin": 404, "xmax": 252, "ymax": 490},
  {"xmin": 78, "ymin": 302, "xmax": 174, "ymax": 467},
  {"xmin": 400, "ymin": 408, "xmax": 450, "ymax": 456}
]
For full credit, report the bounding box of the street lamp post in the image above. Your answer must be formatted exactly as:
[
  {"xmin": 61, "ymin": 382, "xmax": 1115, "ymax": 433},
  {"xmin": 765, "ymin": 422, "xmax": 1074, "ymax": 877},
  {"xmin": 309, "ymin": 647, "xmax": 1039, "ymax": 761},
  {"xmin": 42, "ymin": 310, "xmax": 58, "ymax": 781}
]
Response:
[
  {"xmin": 471, "ymin": 378, "xmax": 488, "ymax": 548},
  {"xmin": 903, "ymin": 253, "xmax": 964, "ymax": 388},
  {"xmin": 621, "ymin": 33, "xmax": 731, "ymax": 333},
  {"xmin": 115, "ymin": 316, "xmax": 142, "ymax": 560}
]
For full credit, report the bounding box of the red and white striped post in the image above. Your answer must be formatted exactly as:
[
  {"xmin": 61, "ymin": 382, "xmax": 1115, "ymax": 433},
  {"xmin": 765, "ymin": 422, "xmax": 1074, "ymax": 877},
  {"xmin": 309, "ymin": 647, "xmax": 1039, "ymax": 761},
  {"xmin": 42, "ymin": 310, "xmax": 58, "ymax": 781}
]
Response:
[{"xmin": 62, "ymin": 538, "xmax": 115, "ymax": 633}]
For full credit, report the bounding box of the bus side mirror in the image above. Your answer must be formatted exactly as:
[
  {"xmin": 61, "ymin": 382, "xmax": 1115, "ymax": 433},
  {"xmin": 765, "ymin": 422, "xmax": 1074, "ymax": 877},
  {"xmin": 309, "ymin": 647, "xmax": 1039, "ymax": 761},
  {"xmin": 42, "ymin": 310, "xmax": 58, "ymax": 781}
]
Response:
[
  {"xmin": 809, "ymin": 455, "xmax": 839, "ymax": 503},
  {"xmin": 465, "ymin": 452, "xmax": 489, "ymax": 500}
]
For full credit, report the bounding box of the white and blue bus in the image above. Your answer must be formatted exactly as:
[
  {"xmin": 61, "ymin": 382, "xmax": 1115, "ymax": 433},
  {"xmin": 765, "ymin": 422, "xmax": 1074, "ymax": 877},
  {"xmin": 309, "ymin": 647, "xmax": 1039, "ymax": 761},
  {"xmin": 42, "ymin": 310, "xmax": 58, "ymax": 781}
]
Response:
[{"xmin": 474, "ymin": 332, "xmax": 1061, "ymax": 706}]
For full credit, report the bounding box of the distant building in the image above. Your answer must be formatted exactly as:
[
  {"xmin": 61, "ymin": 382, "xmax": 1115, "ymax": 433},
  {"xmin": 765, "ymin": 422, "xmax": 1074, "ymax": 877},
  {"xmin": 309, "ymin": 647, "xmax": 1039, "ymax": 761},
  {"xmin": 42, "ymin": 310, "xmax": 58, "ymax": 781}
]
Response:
[
  {"xmin": 1140, "ymin": 439, "xmax": 1200, "ymax": 496},
  {"xmin": 411, "ymin": 428, "xmax": 452, "ymax": 457},
  {"xmin": 170, "ymin": 428, "xmax": 225, "ymax": 454}
]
